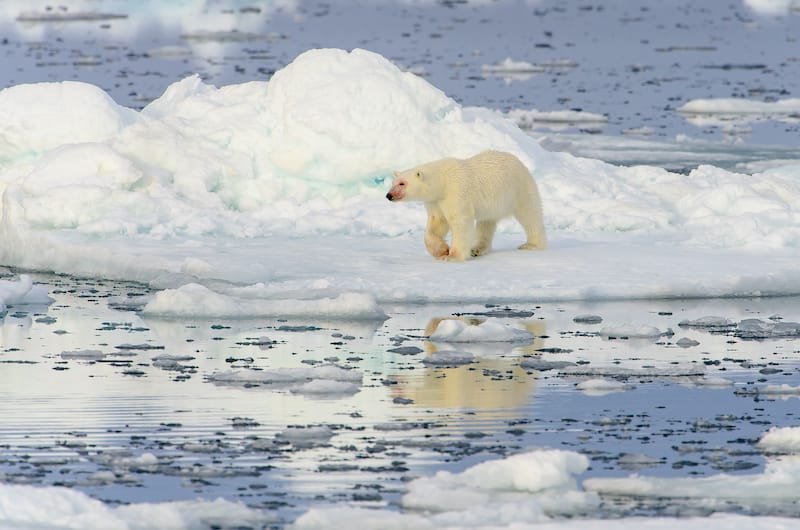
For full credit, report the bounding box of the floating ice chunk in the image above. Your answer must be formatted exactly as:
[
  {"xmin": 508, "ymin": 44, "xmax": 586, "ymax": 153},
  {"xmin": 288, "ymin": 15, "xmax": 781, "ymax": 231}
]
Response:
[
  {"xmin": 481, "ymin": 58, "xmax": 536, "ymax": 73},
  {"xmin": 207, "ymin": 364, "xmax": 362, "ymax": 394},
  {"xmin": 598, "ymin": 324, "xmax": 663, "ymax": 338},
  {"xmin": 585, "ymin": 455, "xmax": 800, "ymax": 501},
  {"xmin": 307, "ymin": 364, "xmax": 362, "ymax": 383},
  {"xmin": 520, "ymin": 358, "xmax": 576, "ymax": 371},
  {"xmin": 291, "ymin": 380, "xmax": 361, "ymax": 396},
  {"xmin": 693, "ymin": 376, "xmax": 735, "ymax": 387},
  {"xmin": 292, "ymin": 509, "xmax": 800, "ymax": 530},
  {"xmin": 402, "ymin": 449, "xmax": 597, "ymax": 521},
  {"xmin": 508, "ymin": 108, "xmax": 607, "ymax": 130},
  {"xmin": 758, "ymin": 426, "xmax": 800, "ymax": 453},
  {"xmin": 0, "ymin": 275, "xmax": 54, "ymax": 315},
  {"xmin": 16, "ymin": 10, "xmax": 128, "ymax": 22},
  {"xmin": 117, "ymin": 496, "xmax": 273, "ymax": 528},
  {"xmin": 678, "ymin": 97, "xmax": 800, "ymax": 117},
  {"xmin": 735, "ymin": 318, "xmax": 800, "ymax": 339},
  {"xmin": 759, "ymin": 384, "xmax": 800, "ymax": 396},
  {"xmin": 576, "ymin": 378, "xmax": 635, "ymax": 396},
  {"xmin": 678, "ymin": 316, "xmax": 736, "ymax": 328},
  {"xmin": 743, "ymin": 0, "xmax": 795, "ymax": 15},
  {"xmin": 618, "ymin": 453, "xmax": 663, "ymax": 469},
  {"xmin": 482, "ymin": 58, "xmax": 577, "ymax": 75},
  {"xmin": 562, "ymin": 365, "xmax": 705, "ymax": 378},
  {"xmin": 675, "ymin": 337, "xmax": 700, "ymax": 348},
  {"xmin": 421, "ymin": 350, "xmax": 476, "ymax": 367},
  {"xmin": 428, "ymin": 318, "xmax": 535, "ymax": 343},
  {"xmin": 60, "ymin": 349, "xmax": 106, "ymax": 360},
  {"xmin": 276, "ymin": 426, "xmax": 334, "ymax": 447},
  {"xmin": 151, "ymin": 354, "xmax": 196, "ymax": 362},
  {"xmin": 142, "ymin": 283, "xmax": 387, "ymax": 320}
]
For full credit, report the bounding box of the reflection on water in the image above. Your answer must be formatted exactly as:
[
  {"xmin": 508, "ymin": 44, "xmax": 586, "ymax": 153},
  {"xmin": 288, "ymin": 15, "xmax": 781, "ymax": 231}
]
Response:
[
  {"xmin": 3, "ymin": 275, "xmax": 800, "ymax": 525},
  {"xmin": 389, "ymin": 316, "xmax": 545, "ymax": 412}
]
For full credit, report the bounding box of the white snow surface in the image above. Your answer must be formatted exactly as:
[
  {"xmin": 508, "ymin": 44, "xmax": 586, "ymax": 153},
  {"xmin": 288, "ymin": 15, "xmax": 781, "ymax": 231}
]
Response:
[{"xmin": 2, "ymin": 48, "xmax": 800, "ymax": 314}]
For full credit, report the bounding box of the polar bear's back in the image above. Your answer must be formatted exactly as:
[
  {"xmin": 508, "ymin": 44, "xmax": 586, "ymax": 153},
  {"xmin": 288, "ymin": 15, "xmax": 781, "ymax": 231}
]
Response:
[{"xmin": 459, "ymin": 150, "xmax": 540, "ymax": 220}]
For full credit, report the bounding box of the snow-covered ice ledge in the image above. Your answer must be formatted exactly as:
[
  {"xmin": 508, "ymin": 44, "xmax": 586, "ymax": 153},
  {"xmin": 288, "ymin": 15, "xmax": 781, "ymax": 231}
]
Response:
[{"xmin": 1, "ymin": 48, "xmax": 799, "ymax": 310}]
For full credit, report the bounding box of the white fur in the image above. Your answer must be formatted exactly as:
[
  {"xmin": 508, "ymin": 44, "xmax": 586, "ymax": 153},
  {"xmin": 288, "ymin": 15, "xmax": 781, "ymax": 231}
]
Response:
[{"xmin": 387, "ymin": 150, "xmax": 546, "ymax": 261}]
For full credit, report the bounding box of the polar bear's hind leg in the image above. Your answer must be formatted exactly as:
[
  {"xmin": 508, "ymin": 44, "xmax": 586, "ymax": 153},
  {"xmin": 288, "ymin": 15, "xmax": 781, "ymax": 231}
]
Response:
[{"xmin": 514, "ymin": 200, "xmax": 546, "ymax": 250}]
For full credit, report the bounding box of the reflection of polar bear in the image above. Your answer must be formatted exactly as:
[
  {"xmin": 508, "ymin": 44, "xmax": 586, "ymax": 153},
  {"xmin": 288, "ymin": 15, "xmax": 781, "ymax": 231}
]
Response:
[{"xmin": 386, "ymin": 150, "xmax": 546, "ymax": 261}]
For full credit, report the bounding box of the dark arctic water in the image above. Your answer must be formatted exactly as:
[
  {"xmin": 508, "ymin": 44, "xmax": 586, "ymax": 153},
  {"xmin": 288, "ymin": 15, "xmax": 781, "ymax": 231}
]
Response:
[
  {"xmin": 2, "ymin": 272, "xmax": 800, "ymax": 526},
  {"xmin": 2, "ymin": 0, "xmax": 800, "ymax": 154}
]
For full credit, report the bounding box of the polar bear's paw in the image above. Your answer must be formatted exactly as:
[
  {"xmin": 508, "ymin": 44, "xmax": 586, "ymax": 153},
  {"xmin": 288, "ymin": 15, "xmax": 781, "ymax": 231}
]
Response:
[{"xmin": 518, "ymin": 242, "xmax": 543, "ymax": 251}]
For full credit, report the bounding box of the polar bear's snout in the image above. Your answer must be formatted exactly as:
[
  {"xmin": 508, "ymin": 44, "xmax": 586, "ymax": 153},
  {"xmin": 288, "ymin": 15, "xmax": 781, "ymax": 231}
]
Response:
[{"xmin": 386, "ymin": 179, "xmax": 407, "ymax": 201}]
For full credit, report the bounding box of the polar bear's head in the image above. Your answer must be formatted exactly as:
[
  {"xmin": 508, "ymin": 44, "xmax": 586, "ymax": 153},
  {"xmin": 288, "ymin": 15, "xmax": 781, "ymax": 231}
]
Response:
[{"xmin": 386, "ymin": 168, "xmax": 427, "ymax": 202}]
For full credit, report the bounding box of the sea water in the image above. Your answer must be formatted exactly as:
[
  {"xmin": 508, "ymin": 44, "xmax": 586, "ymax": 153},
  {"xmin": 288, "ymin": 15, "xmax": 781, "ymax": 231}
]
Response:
[
  {"xmin": 2, "ymin": 274, "xmax": 800, "ymax": 529},
  {"xmin": 2, "ymin": 1, "xmax": 800, "ymax": 529}
]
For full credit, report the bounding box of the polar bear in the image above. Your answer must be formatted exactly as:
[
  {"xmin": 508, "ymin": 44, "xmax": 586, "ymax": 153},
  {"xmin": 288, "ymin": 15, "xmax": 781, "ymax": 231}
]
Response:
[{"xmin": 386, "ymin": 150, "xmax": 546, "ymax": 261}]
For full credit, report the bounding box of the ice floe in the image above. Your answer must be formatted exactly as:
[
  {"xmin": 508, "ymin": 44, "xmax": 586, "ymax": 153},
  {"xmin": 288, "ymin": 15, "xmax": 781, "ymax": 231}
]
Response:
[
  {"xmin": 0, "ymin": 48, "xmax": 799, "ymax": 310},
  {"xmin": 427, "ymin": 317, "xmax": 535, "ymax": 343}
]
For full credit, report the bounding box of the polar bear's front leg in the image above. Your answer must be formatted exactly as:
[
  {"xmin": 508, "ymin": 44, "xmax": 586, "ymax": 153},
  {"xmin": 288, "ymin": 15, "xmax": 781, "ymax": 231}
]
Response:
[
  {"xmin": 446, "ymin": 217, "xmax": 475, "ymax": 262},
  {"xmin": 424, "ymin": 205, "xmax": 450, "ymax": 259}
]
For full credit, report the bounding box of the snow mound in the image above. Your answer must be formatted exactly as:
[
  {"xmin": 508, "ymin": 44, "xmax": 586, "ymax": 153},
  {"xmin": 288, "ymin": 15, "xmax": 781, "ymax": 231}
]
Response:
[{"xmin": 0, "ymin": 81, "xmax": 138, "ymax": 160}]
